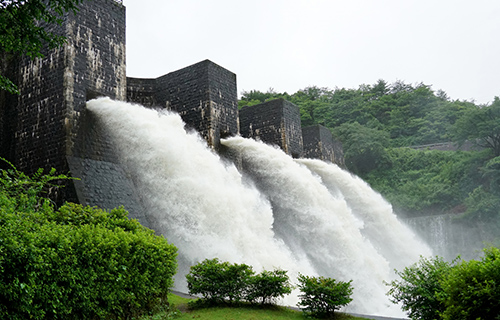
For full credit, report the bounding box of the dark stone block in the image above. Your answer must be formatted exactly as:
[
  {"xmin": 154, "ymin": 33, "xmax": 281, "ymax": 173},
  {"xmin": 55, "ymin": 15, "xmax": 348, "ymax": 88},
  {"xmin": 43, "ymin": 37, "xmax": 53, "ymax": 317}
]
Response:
[
  {"xmin": 239, "ymin": 99, "xmax": 303, "ymax": 158},
  {"xmin": 127, "ymin": 60, "xmax": 239, "ymax": 150},
  {"xmin": 302, "ymin": 125, "xmax": 344, "ymax": 166}
]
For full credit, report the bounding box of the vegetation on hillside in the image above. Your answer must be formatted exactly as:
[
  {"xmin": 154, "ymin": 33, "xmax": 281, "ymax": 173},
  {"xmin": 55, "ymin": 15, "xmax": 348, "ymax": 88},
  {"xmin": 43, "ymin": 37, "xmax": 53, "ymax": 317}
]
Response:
[{"xmin": 240, "ymin": 83, "xmax": 500, "ymax": 242}]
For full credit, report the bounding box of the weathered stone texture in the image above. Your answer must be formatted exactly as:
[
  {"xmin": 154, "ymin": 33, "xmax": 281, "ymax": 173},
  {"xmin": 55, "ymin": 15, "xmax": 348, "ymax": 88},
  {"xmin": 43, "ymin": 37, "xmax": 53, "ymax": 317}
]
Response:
[
  {"xmin": 302, "ymin": 125, "xmax": 345, "ymax": 166},
  {"xmin": 0, "ymin": 0, "xmax": 126, "ymax": 205},
  {"xmin": 0, "ymin": 0, "xmax": 345, "ymax": 222},
  {"xmin": 67, "ymin": 156, "xmax": 150, "ymax": 227},
  {"xmin": 239, "ymin": 99, "xmax": 303, "ymax": 158},
  {"xmin": 126, "ymin": 77, "xmax": 157, "ymax": 107},
  {"xmin": 0, "ymin": 0, "xmax": 126, "ymax": 176},
  {"xmin": 127, "ymin": 60, "xmax": 239, "ymax": 150}
]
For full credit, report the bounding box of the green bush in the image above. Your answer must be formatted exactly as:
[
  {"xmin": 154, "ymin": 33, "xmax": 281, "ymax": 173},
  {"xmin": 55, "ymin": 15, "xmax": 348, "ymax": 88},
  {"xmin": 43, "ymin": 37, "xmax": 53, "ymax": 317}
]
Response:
[
  {"xmin": 186, "ymin": 259, "xmax": 293, "ymax": 306},
  {"xmin": 0, "ymin": 164, "xmax": 178, "ymax": 319},
  {"xmin": 439, "ymin": 247, "xmax": 500, "ymax": 320},
  {"xmin": 246, "ymin": 269, "xmax": 293, "ymax": 305},
  {"xmin": 186, "ymin": 258, "xmax": 254, "ymax": 304},
  {"xmin": 296, "ymin": 274, "xmax": 353, "ymax": 318},
  {"xmin": 386, "ymin": 256, "xmax": 453, "ymax": 320}
]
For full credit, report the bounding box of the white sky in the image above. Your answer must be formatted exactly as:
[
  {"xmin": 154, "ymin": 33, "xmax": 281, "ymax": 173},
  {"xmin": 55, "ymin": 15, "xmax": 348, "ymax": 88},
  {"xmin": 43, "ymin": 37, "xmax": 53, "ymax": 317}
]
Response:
[{"xmin": 123, "ymin": 0, "xmax": 500, "ymax": 105}]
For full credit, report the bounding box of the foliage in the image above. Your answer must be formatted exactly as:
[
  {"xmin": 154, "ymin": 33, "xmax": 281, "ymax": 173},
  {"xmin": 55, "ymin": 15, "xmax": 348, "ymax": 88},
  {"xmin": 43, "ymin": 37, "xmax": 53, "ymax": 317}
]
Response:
[
  {"xmin": 186, "ymin": 259, "xmax": 294, "ymax": 307},
  {"xmin": 239, "ymin": 81, "xmax": 479, "ymax": 151},
  {"xmin": 246, "ymin": 269, "xmax": 293, "ymax": 305},
  {"xmin": 238, "ymin": 88, "xmax": 289, "ymax": 109},
  {"xmin": 388, "ymin": 248, "xmax": 500, "ymax": 320},
  {"xmin": 364, "ymin": 148, "xmax": 486, "ymax": 216},
  {"xmin": 0, "ymin": 164, "xmax": 178, "ymax": 319},
  {"xmin": 296, "ymin": 274, "xmax": 353, "ymax": 319},
  {"xmin": 438, "ymin": 247, "xmax": 500, "ymax": 320},
  {"xmin": 238, "ymin": 83, "xmax": 500, "ymax": 227},
  {"xmin": 386, "ymin": 256, "xmax": 453, "ymax": 320},
  {"xmin": 186, "ymin": 258, "xmax": 254, "ymax": 304},
  {"xmin": 333, "ymin": 122, "xmax": 390, "ymax": 175},
  {"xmin": 0, "ymin": 157, "xmax": 72, "ymax": 210},
  {"xmin": 0, "ymin": 0, "xmax": 84, "ymax": 93},
  {"xmin": 451, "ymin": 96, "xmax": 500, "ymax": 156}
]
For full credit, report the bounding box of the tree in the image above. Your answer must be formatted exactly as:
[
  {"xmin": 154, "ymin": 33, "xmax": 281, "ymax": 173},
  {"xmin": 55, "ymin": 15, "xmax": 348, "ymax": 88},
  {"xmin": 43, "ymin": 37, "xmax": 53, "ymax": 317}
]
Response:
[
  {"xmin": 333, "ymin": 122, "xmax": 390, "ymax": 175},
  {"xmin": 296, "ymin": 274, "xmax": 353, "ymax": 319},
  {"xmin": 238, "ymin": 88, "xmax": 288, "ymax": 109},
  {"xmin": 186, "ymin": 258, "xmax": 254, "ymax": 304},
  {"xmin": 439, "ymin": 247, "xmax": 500, "ymax": 320},
  {"xmin": 452, "ymin": 97, "xmax": 500, "ymax": 156},
  {"xmin": 386, "ymin": 256, "xmax": 454, "ymax": 320},
  {"xmin": 0, "ymin": 0, "xmax": 84, "ymax": 94},
  {"xmin": 245, "ymin": 269, "xmax": 293, "ymax": 305}
]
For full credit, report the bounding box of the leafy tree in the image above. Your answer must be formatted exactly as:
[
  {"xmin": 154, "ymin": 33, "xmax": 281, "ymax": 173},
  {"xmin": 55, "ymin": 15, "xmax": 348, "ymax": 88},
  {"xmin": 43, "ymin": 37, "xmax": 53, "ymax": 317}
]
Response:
[
  {"xmin": 186, "ymin": 258, "xmax": 254, "ymax": 304},
  {"xmin": 296, "ymin": 274, "xmax": 353, "ymax": 319},
  {"xmin": 386, "ymin": 256, "xmax": 454, "ymax": 320},
  {"xmin": 452, "ymin": 97, "xmax": 500, "ymax": 156},
  {"xmin": 238, "ymin": 88, "xmax": 288, "ymax": 109},
  {"xmin": 245, "ymin": 269, "xmax": 293, "ymax": 305},
  {"xmin": 388, "ymin": 248, "xmax": 500, "ymax": 320},
  {"xmin": 288, "ymin": 86, "xmax": 333, "ymax": 127},
  {"xmin": 439, "ymin": 247, "xmax": 500, "ymax": 320},
  {"xmin": 333, "ymin": 122, "xmax": 390, "ymax": 175},
  {"xmin": 0, "ymin": 0, "xmax": 84, "ymax": 94},
  {"xmin": 186, "ymin": 259, "xmax": 295, "ymax": 307}
]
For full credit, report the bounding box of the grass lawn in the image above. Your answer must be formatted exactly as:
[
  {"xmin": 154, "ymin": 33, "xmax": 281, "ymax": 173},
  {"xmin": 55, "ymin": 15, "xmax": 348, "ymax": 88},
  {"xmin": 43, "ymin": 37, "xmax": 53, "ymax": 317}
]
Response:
[{"xmin": 140, "ymin": 293, "xmax": 369, "ymax": 320}]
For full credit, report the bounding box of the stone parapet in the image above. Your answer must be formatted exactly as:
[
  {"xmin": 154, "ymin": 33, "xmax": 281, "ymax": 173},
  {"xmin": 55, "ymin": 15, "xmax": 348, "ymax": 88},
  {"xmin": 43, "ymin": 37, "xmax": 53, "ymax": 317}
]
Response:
[
  {"xmin": 239, "ymin": 99, "xmax": 303, "ymax": 158},
  {"xmin": 302, "ymin": 125, "xmax": 344, "ymax": 166}
]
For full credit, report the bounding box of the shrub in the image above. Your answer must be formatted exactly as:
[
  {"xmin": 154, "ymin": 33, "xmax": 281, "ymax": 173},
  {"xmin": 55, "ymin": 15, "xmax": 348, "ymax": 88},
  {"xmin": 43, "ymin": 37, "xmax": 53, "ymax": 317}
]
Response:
[
  {"xmin": 386, "ymin": 256, "xmax": 453, "ymax": 320},
  {"xmin": 0, "ymin": 164, "xmax": 178, "ymax": 319},
  {"xmin": 296, "ymin": 274, "xmax": 353, "ymax": 318},
  {"xmin": 246, "ymin": 269, "xmax": 293, "ymax": 305},
  {"xmin": 186, "ymin": 258, "xmax": 254, "ymax": 304},
  {"xmin": 439, "ymin": 247, "xmax": 500, "ymax": 320}
]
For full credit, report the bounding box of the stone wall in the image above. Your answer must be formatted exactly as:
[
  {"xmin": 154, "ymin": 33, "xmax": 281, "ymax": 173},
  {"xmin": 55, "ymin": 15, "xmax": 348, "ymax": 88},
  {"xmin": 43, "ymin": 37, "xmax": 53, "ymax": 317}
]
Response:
[
  {"xmin": 127, "ymin": 60, "xmax": 239, "ymax": 150},
  {"xmin": 0, "ymin": 0, "xmax": 126, "ymax": 173},
  {"xmin": 126, "ymin": 77, "xmax": 157, "ymax": 108},
  {"xmin": 0, "ymin": 0, "xmax": 344, "ymax": 225},
  {"xmin": 302, "ymin": 125, "xmax": 345, "ymax": 166},
  {"xmin": 0, "ymin": 0, "xmax": 143, "ymax": 221},
  {"xmin": 239, "ymin": 99, "xmax": 304, "ymax": 158}
]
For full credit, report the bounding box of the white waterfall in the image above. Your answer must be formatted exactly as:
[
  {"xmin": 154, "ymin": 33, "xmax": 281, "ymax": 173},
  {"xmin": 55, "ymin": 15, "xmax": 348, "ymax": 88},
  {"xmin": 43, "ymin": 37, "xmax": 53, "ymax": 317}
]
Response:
[
  {"xmin": 87, "ymin": 97, "xmax": 431, "ymax": 317},
  {"xmin": 296, "ymin": 158, "xmax": 432, "ymax": 271}
]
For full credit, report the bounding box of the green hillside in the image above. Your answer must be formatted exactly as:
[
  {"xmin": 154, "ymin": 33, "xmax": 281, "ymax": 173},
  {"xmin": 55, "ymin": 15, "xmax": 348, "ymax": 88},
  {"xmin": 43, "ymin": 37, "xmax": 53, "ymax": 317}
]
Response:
[{"xmin": 239, "ymin": 82, "xmax": 500, "ymax": 243}]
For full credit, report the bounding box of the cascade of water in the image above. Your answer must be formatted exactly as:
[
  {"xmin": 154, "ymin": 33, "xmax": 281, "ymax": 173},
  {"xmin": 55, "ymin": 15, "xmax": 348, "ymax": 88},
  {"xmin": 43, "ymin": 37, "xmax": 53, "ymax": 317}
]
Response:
[
  {"xmin": 86, "ymin": 98, "xmax": 313, "ymax": 288},
  {"xmin": 87, "ymin": 98, "xmax": 429, "ymax": 317},
  {"xmin": 296, "ymin": 158, "xmax": 432, "ymax": 271},
  {"xmin": 222, "ymin": 136, "xmax": 408, "ymax": 316}
]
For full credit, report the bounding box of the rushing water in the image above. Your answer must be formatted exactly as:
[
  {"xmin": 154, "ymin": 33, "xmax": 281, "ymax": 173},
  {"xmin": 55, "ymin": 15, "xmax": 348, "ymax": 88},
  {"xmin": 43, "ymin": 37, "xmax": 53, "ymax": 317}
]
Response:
[{"xmin": 87, "ymin": 98, "xmax": 432, "ymax": 317}]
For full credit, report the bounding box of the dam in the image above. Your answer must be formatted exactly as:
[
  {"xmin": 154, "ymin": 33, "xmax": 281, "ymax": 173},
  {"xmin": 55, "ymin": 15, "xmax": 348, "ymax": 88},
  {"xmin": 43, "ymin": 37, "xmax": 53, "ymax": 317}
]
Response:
[{"xmin": 0, "ymin": 0, "xmax": 436, "ymax": 316}]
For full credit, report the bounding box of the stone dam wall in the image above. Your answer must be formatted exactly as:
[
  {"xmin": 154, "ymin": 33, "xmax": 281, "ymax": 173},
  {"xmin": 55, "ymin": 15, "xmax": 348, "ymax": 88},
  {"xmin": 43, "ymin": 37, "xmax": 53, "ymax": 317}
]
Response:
[
  {"xmin": 0, "ymin": 0, "xmax": 481, "ymax": 260},
  {"xmin": 0, "ymin": 0, "xmax": 343, "ymax": 226}
]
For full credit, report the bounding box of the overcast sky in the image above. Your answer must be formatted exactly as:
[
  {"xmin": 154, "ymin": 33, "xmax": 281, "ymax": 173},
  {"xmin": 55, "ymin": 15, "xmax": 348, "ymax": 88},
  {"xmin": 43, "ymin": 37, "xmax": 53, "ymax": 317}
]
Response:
[{"xmin": 123, "ymin": 0, "xmax": 500, "ymax": 105}]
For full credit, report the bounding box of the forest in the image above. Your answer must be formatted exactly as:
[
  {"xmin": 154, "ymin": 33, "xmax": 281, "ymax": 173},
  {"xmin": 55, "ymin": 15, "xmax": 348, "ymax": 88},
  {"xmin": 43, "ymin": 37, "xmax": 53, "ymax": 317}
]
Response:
[{"xmin": 239, "ymin": 81, "xmax": 500, "ymax": 245}]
